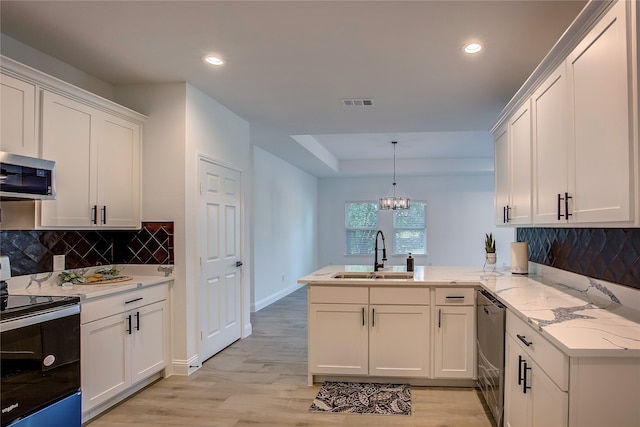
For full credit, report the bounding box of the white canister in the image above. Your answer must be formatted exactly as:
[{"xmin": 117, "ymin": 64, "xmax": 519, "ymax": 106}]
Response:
[{"xmin": 510, "ymin": 242, "xmax": 529, "ymax": 274}]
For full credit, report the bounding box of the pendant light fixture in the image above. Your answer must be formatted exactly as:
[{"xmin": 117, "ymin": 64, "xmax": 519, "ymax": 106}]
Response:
[{"xmin": 379, "ymin": 141, "xmax": 410, "ymax": 210}]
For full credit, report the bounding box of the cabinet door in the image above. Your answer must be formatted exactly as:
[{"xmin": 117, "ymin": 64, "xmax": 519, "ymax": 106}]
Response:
[
  {"xmin": 494, "ymin": 125, "xmax": 510, "ymax": 225},
  {"xmin": 567, "ymin": 0, "xmax": 631, "ymax": 223},
  {"xmin": 0, "ymin": 73, "xmax": 36, "ymax": 156},
  {"xmin": 131, "ymin": 301, "xmax": 167, "ymax": 384},
  {"xmin": 308, "ymin": 303, "xmax": 368, "ymax": 375},
  {"xmin": 96, "ymin": 114, "xmax": 141, "ymax": 228},
  {"xmin": 508, "ymin": 101, "xmax": 532, "ymax": 225},
  {"xmin": 530, "ymin": 359, "xmax": 568, "ymax": 427},
  {"xmin": 434, "ymin": 305, "xmax": 475, "ymax": 379},
  {"xmin": 532, "ymin": 63, "xmax": 571, "ymax": 224},
  {"xmin": 504, "ymin": 335, "xmax": 531, "ymax": 427},
  {"xmin": 369, "ymin": 305, "xmax": 430, "ymax": 378},
  {"xmin": 40, "ymin": 90, "xmax": 98, "ymax": 227},
  {"xmin": 81, "ymin": 313, "xmax": 128, "ymax": 412}
]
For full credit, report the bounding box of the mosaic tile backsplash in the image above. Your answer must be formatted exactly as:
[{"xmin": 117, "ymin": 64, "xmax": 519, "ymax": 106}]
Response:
[
  {"xmin": 517, "ymin": 227, "xmax": 640, "ymax": 290},
  {"xmin": 0, "ymin": 222, "xmax": 174, "ymax": 276}
]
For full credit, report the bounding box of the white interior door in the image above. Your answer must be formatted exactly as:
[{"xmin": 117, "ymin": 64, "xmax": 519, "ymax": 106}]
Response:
[{"xmin": 198, "ymin": 158, "xmax": 242, "ymax": 362}]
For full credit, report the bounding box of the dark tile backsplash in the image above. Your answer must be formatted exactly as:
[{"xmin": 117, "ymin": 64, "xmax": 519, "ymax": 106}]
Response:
[
  {"xmin": 0, "ymin": 222, "xmax": 174, "ymax": 276},
  {"xmin": 517, "ymin": 227, "xmax": 640, "ymax": 290}
]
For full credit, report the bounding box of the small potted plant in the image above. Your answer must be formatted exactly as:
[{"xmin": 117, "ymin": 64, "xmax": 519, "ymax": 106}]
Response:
[{"xmin": 484, "ymin": 233, "xmax": 497, "ymax": 267}]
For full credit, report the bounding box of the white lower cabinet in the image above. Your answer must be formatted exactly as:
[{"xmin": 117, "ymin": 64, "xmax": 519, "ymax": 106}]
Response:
[
  {"xmin": 504, "ymin": 334, "xmax": 568, "ymax": 427},
  {"xmin": 81, "ymin": 283, "xmax": 169, "ymax": 420},
  {"xmin": 308, "ymin": 286, "xmax": 436, "ymax": 383},
  {"xmin": 433, "ymin": 288, "xmax": 476, "ymax": 379}
]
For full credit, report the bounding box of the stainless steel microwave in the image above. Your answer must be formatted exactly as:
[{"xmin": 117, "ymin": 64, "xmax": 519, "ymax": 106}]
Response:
[{"xmin": 0, "ymin": 151, "xmax": 56, "ymax": 200}]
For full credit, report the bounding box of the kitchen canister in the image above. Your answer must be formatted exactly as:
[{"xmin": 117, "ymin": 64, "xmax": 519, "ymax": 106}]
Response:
[{"xmin": 510, "ymin": 242, "xmax": 528, "ymax": 274}]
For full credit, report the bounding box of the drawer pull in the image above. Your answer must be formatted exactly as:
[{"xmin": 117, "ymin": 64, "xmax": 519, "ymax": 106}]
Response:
[
  {"xmin": 445, "ymin": 296, "xmax": 465, "ymax": 299},
  {"xmin": 125, "ymin": 297, "xmax": 143, "ymax": 305},
  {"xmin": 517, "ymin": 334, "xmax": 532, "ymax": 346}
]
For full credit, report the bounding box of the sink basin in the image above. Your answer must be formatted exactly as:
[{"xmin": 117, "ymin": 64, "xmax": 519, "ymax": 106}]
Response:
[{"xmin": 332, "ymin": 271, "xmax": 414, "ymax": 280}]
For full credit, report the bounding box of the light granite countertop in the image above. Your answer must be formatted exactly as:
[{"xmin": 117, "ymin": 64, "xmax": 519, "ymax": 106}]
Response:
[
  {"xmin": 7, "ymin": 265, "xmax": 174, "ymax": 301},
  {"xmin": 299, "ymin": 265, "xmax": 640, "ymax": 358}
]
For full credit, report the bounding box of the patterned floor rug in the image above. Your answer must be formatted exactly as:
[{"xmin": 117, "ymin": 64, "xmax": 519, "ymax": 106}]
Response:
[{"xmin": 309, "ymin": 382, "xmax": 411, "ymax": 415}]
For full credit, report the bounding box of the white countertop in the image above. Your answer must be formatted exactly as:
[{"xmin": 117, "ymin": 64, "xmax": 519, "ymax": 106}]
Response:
[
  {"xmin": 299, "ymin": 265, "xmax": 640, "ymax": 358},
  {"xmin": 7, "ymin": 265, "xmax": 174, "ymax": 301}
]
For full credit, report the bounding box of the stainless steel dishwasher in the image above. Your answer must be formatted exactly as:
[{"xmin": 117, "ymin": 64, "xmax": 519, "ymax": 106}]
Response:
[{"xmin": 476, "ymin": 289, "xmax": 506, "ymax": 427}]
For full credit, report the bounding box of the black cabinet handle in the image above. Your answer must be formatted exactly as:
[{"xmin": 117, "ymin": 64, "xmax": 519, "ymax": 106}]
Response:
[
  {"xmin": 503, "ymin": 206, "xmax": 507, "ymax": 224},
  {"xmin": 438, "ymin": 309, "xmax": 442, "ymax": 328},
  {"xmin": 362, "ymin": 307, "xmax": 365, "ymax": 326},
  {"xmin": 517, "ymin": 334, "xmax": 532, "ymax": 346},
  {"xmin": 135, "ymin": 311, "xmax": 140, "ymax": 331},
  {"xmin": 523, "ymin": 362, "xmax": 532, "ymax": 394},
  {"xmin": 125, "ymin": 297, "xmax": 143, "ymax": 305},
  {"xmin": 91, "ymin": 205, "xmax": 97, "ymax": 224},
  {"xmin": 564, "ymin": 192, "xmax": 572, "ymax": 220},
  {"xmin": 101, "ymin": 206, "xmax": 107, "ymax": 224},
  {"xmin": 518, "ymin": 355, "xmax": 524, "ymax": 385},
  {"xmin": 558, "ymin": 192, "xmax": 573, "ymax": 221},
  {"xmin": 126, "ymin": 314, "xmax": 132, "ymax": 335},
  {"xmin": 372, "ymin": 308, "xmax": 375, "ymax": 327}
]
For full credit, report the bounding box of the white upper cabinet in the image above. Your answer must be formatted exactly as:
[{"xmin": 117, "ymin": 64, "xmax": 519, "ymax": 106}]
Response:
[
  {"xmin": 508, "ymin": 102, "xmax": 532, "ymax": 225},
  {"xmin": 495, "ymin": 0, "xmax": 636, "ymax": 226},
  {"xmin": 494, "ymin": 102, "xmax": 532, "ymax": 226},
  {"xmin": 0, "ymin": 73, "xmax": 37, "ymax": 156},
  {"xmin": 567, "ymin": 0, "xmax": 632, "ymax": 224},
  {"xmin": 532, "ymin": 63, "xmax": 571, "ymax": 224},
  {"xmin": 39, "ymin": 90, "xmax": 141, "ymax": 229}
]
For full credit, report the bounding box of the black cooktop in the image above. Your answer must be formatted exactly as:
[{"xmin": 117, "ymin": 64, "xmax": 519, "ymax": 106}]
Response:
[{"xmin": 0, "ymin": 295, "xmax": 80, "ymax": 321}]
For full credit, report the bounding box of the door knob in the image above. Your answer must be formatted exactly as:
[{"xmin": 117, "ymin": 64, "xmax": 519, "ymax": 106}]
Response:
[{"xmin": 236, "ymin": 261, "xmax": 243, "ymax": 267}]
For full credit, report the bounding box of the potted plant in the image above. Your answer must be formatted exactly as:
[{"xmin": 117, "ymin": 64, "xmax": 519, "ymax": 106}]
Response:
[{"xmin": 484, "ymin": 233, "xmax": 497, "ymax": 266}]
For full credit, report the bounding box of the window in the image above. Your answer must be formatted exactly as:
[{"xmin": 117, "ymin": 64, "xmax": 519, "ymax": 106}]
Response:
[
  {"xmin": 345, "ymin": 202, "xmax": 378, "ymax": 255},
  {"xmin": 345, "ymin": 201, "xmax": 427, "ymax": 256},
  {"xmin": 393, "ymin": 202, "xmax": 426, "ymax": 255}
]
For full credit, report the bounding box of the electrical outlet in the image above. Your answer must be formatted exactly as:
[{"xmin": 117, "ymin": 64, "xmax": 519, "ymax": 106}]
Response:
[{"xmin": 53, "ymin": 255, "xmax": 65, "ymax": 271}]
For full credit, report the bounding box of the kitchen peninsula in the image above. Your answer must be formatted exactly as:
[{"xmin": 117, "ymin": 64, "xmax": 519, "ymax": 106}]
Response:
[{"xmin": 298, "ymin": 265, "xmax": 640, "ymax": 427}]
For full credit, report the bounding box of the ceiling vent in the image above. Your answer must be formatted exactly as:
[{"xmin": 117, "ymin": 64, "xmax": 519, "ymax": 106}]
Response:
[{"xmin": 341, "ymin": 98, "xmax": 374, "ymax": 107}]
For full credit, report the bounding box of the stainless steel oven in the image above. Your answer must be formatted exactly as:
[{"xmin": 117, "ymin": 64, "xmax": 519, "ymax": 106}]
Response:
[
  {"xmin": 1, "ymin": 295, "xmax": 81, "ymax": 427},
  {"xmin": 477, "ymin": 289, "xmax": 506, "ymax": 427}
]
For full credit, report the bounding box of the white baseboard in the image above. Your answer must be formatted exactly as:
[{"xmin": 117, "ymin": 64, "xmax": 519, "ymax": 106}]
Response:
[
  {"xmin": 252, "ymin": 283, "xmax": 305, "ymax": 312},
  {"xmin": 172, "ymin": 354, "xmax": 200, "ymax": 376}
]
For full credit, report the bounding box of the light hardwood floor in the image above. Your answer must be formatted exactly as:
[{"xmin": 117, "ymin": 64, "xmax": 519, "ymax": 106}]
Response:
[{"xmin": 87, "ymin": 287, "xmax": 493, "ymax": 427}]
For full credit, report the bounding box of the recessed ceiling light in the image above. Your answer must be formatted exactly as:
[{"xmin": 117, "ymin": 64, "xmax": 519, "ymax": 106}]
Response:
[
  {"xmin": 464, "ymin": 43, "xmax": 482, "ymax": 54},
  {"xmin": 203, "ymin": 55, "xmax": 224, "ymax": 66}
]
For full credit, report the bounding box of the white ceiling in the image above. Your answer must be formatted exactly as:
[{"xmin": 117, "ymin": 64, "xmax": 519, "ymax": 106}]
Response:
[{"xmin": 0, "ymin": 0, "xmax": 587, "ymax": 177}]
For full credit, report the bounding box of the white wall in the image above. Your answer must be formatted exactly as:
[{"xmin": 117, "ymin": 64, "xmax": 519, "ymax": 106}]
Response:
[
  {"xmin": 318, "ymin": 174, "xmax": 514, "ymax": 268},
  {"xmin": 252, "ymin": 146, "xmax": 318, "ymax": 311},
  {"xmin": 114, "ymin": 83, "xmax": 251, "ymax": 375}
]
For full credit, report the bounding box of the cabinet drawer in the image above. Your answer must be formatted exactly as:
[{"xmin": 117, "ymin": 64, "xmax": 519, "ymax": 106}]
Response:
[
  {"xmin": 82, "ymin": 283, "xmax": 169, "ymax": 324},
  {"xmin": 506, "ymin": 310, "xmax": 568, "ymax": 391},
  {"xmin": 370, "ymin": 287, "xmax": 429, "ymax": 305},
  {"xmin": 435, "ymin": 287, "xmax": 475, "ymax": 305},
  {"xmin": 308, "ymin": 286, "xmax": 368, "ymax": 304}
]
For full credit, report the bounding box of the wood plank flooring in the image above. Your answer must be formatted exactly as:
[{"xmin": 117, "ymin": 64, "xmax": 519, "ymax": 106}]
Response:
[{"xmin": 87, "ymin": 287, "xmax": 493, "ymax": 427}]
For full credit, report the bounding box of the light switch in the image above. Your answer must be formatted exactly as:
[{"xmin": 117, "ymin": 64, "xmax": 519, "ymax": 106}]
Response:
[{"xmin": 53, "ymin": 255, "xmax": 65, "ymax": 271}]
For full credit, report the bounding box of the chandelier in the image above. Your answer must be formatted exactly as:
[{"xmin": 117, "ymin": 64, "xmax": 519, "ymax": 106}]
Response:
[{"xmin": 379, "ymin": 141, "xmax": 410, "ymax": 210}]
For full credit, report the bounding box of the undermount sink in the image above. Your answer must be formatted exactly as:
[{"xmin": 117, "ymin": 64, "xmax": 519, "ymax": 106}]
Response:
[{"xmin": 332, "ymin": 271, "xmax": 414, "ymax": 280}]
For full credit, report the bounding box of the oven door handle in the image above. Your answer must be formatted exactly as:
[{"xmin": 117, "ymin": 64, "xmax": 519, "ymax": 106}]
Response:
[{"xmin": 0, "ymin": 305, "xmax": 80, "ymax": 332}]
